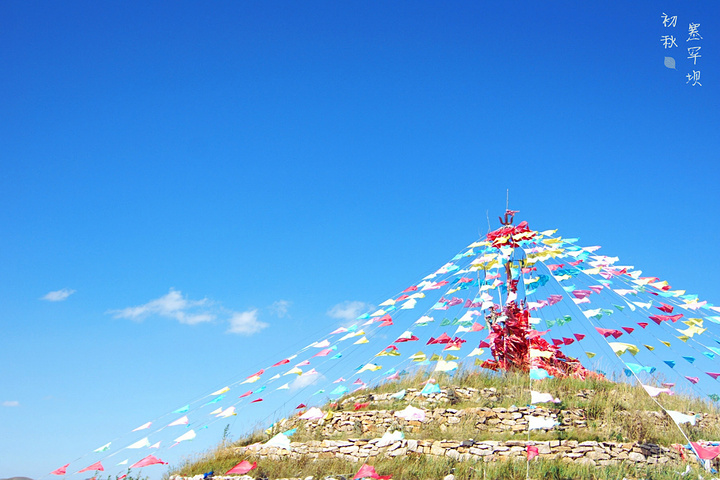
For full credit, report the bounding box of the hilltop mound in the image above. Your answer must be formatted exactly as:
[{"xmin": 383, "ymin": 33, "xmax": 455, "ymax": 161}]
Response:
[{"xmin": 168, "ymin": 370, "xmax": 719, "ymax": 479}]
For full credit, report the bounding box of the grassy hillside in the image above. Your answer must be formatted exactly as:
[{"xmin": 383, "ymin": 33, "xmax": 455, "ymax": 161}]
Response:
[{"xmin": 166, "ymin": 369, "xmax": 719, "ymax": 479}]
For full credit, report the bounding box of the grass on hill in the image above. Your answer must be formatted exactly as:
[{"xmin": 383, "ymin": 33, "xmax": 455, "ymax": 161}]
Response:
[
  {"xmin": 282, "ymin": 368, "xmax": 720, "ymax": 445},
  {"xmin": 170, "ymin": 452, "xmax": 711, "ymax": 480},
  {"xmin": 168, "ymin": 368, "xmax": 720, "ymax": 479}
]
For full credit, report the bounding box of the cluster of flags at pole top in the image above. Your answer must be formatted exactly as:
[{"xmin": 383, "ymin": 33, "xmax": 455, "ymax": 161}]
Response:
[{"xmin": 48, "ymin": 221, "xmax": 720, "ymax": 476}]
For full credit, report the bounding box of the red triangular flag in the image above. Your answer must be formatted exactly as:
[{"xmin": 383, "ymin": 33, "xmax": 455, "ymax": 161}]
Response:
[
  {"xmin": 402, "ymin": 285, "xmax": 418, "ymax": 293},
  {"xmin": 296, "ymin": 403, "xmax": 306, "ymax": 409},
  {"xmin": 657, "ymin": 303, "xmax": 674, "ymax": 313},
  {"xmin": 706, "ymin": 372, "xmax": 720, "ymax": 380},
  {"xmin": 574, "ymin": 333, "xmax": 585, "ymax": 341},
  {"xmin": 51, "ymin": 464, "xmax": 70, "ymax": 475},
  {"xmin": 527, "ymin": 445, "xmax": 539, "ymax": 460},
  {"xmin": 129, "ymin": 455, "xmax": 167, "ymax": 468},
  {"xmin": 637, "ymin": 322, "xmax": 649, "ymax": 329},
  {"xmin": 238, "ymin": 390, "xmax": 253, "ymax": 398},
  {"xmin": 251, "ymin": 398, "xmax": 263, "ymax": 403},
  {"xmin": 395, "ymin": 335, "xmax": 419, "ymax": 343},
  {"xmin": 354, "ymin": 464, "xmax": 392, "ymax": 479},
  {"xmin": 226, "ymin": 460, "xmax": 257, "ymax": 474},
  {"xmin": 78, "ymin": 461, "xmax": 104, "ymax": 473},
  {"xmin": 649, "ymin": 314, "xmax": 684, "ymax": 325},
  {"xmin": 622, "ymin": 327, "xmax": 634, "ymax": 334},
  {"xmin": 691, "ymin": 442, "xmax": 720, "ymax": 460},
  {"xmin": 562, "ymin": 337, "xmax": 574, "ymax": 345},
  {"xmin": 271, "ymin": 358, "xmax": 290, "ymax": 367},
  {"xmin": 595, "ymin": 327, "xmax": 614, "ymax": 337}
]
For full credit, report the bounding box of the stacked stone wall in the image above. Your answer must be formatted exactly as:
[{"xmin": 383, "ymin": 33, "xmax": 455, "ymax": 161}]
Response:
[
  {"xmin": 283, "ymin": 404, "xmax": 716, "ymax": 437},
  {"xmin": 230, "ymin": 438, "xmax": 682, "ymax": 467}
]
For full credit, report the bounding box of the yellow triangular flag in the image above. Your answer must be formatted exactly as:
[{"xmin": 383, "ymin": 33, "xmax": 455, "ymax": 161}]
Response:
[{"xmin": 410, "ymin": 351, "xmax": 426, "ymax": 362}]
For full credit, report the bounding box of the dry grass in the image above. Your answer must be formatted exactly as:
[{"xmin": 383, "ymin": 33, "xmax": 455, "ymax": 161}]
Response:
[
  {"xmin": 170, "ymin": 453, "xmax": 708, "ymax": 480},
  {"xmin": 167, "ymin": 368, "xmax": 719, "ymax": 479}
]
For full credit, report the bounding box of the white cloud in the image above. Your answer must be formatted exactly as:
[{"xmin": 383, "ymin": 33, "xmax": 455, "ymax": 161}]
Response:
[
  {"xmin": 227, "ymin": 309, "xmax": 269, "ymax": 335},
  {"xmin": 327, "ymin": 300, "xmax": 373, "ymax": 323},
  {"xmin": 2, "ymin": 401, "xmax": 19, "ymax": 407},
  {"xmin": 269, "ymin": 300, "xmax": 291, "ymax": 318},
  {"xmin": 109, "ymin": 289, "xmax": 271, "ymax": 336},
  {"xmin": 41, "ymin": 288, "xmax": 76, "ymax": 302},
  {"xmin": 290, "ymin": 373, "xmax": 325, "ymax": 391},
  {"xmin": 108, "ymin": 289, "xmax": 215, "ymax": 325}
]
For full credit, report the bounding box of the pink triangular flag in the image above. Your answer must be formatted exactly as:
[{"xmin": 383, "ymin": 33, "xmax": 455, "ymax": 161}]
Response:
[
  {"xmin": 354, "ymin": 464, "xmax": 380, "ymax": 479},
  {"xmin": 51, "ymin": 464, "xmax": 70, "ymax": 475},
  {"xmin": 354, "ymin": 464, "xmax": 391, "ymax": 479},
  {"xmin": 527, "ymin": 445, "xmax": 539, "ymax": 460},
  {"xmin": 78, "ymin": 461, "xmax": 104, "ymax": 473},
  {"xmin": 129, "ymin": 455, "xmax": 167, "ymax": 468},
  {"xmin": 227, "ymin": 460, "xmax": 257, "ymax": 474}
]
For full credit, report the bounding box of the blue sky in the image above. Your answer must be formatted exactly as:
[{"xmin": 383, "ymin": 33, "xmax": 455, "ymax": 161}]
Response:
[{"xmin": 1, "ymin": 1, "xmax": 718, "ymax": 478}]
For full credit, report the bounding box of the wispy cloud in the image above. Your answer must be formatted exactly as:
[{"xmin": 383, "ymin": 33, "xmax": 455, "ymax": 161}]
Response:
[
  {"xmin": 327, "ymin": 300, "xmax": 372, "ymax": 323},
  {"xmin": 290, "ymin": 372, "xmax": 324, "ymax": 391},
  {"xmin": 109, "ymin": 289, "xmax": 280, "ymax": 335},
  {"xmin": 227, "ymin": 309, "xmax": 269, "ymax": 335},
  {"xmin": 2, "ymin": 401, "xmax": 19, "ymax": 407},
  {"xmin": 41, "ymin": 288, "xmax": 76, "ymax": 302},
  {"xmin": 108, "ymin": 289, "xmax": 215, "ymax": 325},
  {"xmin": 269, "ymin": 300, "xmax": 291, "ymax": 318}
]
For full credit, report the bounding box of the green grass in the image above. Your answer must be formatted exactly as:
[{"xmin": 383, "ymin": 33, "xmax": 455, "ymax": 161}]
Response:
[
  {"xmin": 168, "ymin": 369, "xmax": 720, "ymax": 479},
  {"xmin": 171, "ymin": 453, "xmax": 710, "ymax": 480},
  {"xmin": 284, "ymin": 368, "xmax": 720, "ymax": 445}
]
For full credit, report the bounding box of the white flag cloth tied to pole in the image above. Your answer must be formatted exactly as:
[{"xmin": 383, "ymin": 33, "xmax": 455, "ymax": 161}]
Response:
[
  {"xmin": 528, "ymin": 416, "xmax": 559, "ymax": 430},
  {"xmin": 394, "ymin": 405, "xmax": 426, "ymax": 422},
  {"xmin": 530, "ymin": 391, "xmax": 559, "ymax": 404}
]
